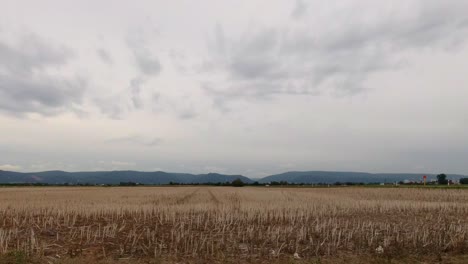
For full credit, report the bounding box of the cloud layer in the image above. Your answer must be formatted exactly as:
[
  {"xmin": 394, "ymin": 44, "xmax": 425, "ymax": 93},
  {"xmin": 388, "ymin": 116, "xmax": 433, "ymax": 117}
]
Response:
[
  {"xmin": 201, "ymin": 1, "xmax": 468, "ymax": 108},
  {"xmin": 1, "ymin": 0, "xmax": 468, "ymax": 176},
  {"xmin": 0, "ymin": 33, "xmax": 85, "ymax": 116}
]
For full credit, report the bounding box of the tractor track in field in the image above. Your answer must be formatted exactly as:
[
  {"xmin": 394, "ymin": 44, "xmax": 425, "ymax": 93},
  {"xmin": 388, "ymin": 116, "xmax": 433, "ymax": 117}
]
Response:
[
  {"xmin": 207, "ymin": 189, "xmax": 221, "ymax": 206},
  {"xmin": 175, "ymin": 188, "xmax": 200, "ymax": 205}
]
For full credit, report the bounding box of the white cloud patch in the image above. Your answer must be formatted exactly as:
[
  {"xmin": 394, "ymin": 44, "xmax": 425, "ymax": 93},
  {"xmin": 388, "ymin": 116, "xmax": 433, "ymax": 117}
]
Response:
[{"xmin": 0, "ymin": 164, "xmax": 21, "ymax": 171}]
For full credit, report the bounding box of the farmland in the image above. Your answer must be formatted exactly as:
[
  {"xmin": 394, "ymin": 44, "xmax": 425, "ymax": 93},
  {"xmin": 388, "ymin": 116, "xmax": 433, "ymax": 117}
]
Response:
[{"xmin": 0, "ymin": 187, "xmax": 467, "ymax": 263}]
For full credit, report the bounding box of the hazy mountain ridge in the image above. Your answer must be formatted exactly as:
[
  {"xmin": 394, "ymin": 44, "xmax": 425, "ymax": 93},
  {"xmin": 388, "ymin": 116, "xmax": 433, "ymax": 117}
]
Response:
[
  {"xmin": 0, "ymin": 170, "xmax": 253, "ymax": 184},
  {"xmin": 0, "ymin": 170, "xmax": 465, "ymax": 184},
  {"xmin": 259, "ymin": 171, "xmax": 466, "ymax": 184}
]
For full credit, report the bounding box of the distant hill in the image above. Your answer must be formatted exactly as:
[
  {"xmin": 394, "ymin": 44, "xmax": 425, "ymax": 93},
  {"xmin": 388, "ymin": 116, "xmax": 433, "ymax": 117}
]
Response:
[
  {"xmin": 0, "ymin": 169, "xmax": 465, "ymax": 185},
  {"xmin": 0, "ymin": 170, "xmax": 252, "ymax": 184},
  {"xmin": 259, "ymin": 171, "xmax": 467, "ymax": 184}
]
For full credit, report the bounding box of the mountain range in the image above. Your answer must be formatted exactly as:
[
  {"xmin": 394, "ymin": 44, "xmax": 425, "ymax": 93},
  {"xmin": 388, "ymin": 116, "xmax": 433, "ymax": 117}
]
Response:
[
  {"xmin": 259, "ymin": 171, "xmax": 466, "ymax": 184},
  {"xmin": 0, "ymin": 170, "xmax": 252, "ymax": 184},
  {"xmin": 0, "ymin": 170, "xmax": 465, "ymax": 184}
]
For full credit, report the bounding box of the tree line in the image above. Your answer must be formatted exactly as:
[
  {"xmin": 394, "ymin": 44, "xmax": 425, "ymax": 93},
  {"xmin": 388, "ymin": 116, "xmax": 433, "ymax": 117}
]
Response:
[{"xmin": 1, "ymin": 174, "xmax": 468, "ymax": 187}]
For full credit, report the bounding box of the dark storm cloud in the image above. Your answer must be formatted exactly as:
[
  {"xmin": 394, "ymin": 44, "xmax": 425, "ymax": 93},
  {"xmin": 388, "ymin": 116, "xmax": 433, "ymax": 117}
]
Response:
[
  {"xmin": 0, "ymin": 33, "xmax": 85, "ymax": 116},
  {"xmin": 202, "ymin": 1, "xmax": 468, "ymax": 108}
]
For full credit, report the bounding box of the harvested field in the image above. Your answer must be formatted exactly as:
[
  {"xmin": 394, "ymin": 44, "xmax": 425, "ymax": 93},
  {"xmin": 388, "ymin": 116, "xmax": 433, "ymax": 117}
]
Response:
[{"xmin": 0, "ymin": 186, "xmax": 467, "ymax": 263}]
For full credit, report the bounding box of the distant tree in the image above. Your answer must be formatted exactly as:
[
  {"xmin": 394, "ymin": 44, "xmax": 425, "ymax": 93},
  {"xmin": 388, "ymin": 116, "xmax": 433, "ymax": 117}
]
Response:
[
  {"xmin": 460, "ymin": 178, "xmax": 468, "ymax": 185},
  {"xmin": 120, "ymin": 181, "xmax": 137, "ymax": 186},
  {"xmin": 437, "ymin": 174, "xmax": 448, "ymax": 185},
  {"xmin": 232, "ymin": 178, "xmax": 245, "ymax": 187},
  {"xmin": 252, "ymin": 181, "xmax": 260, "ymax": 186}
]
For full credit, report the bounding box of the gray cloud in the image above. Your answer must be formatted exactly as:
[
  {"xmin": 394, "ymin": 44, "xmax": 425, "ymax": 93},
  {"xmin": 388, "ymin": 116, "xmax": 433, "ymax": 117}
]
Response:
[
  {"xmin": 0, "ymin": 34, "xmax": 71, "ymax": 75},
  {"xmin": 127, "ymin": 31, "xmax": 162, "ymax": 76},
  {"xmin": 149, "ymin": 93, "xmax": 198, "ymax": 120},
  {"xmin": 134, "ymin": 51, "xmax": 162, "ymax": 75},
  {"xmin": 0, "ymin": 33, "xmax": 85, "ymax": 116},
  {"xmin": 202, "ymin": 2, "xmax": 468, "ymax": 109},
  {"xmin": 178, "ymin": 107, "xmax": 197, "ymax": 120},
  {"xmin": 130, "ymin": 77, "xmax": 145, "ymax": 109},
  {"xmin": 0, "ymin": 74, "xmax": 85, "ymax": 116},
  {"xmin": 169, "ymin": 49, "xmax": 188, "ymax": 74},
  {"xmin": 93, "ymin": 31, "xmax": 161, "ymax": 119},
  {"xmin": 291, "ymin": 0, "xmax": 307, "ymax": 19},
  {"xmin": 94, "ymin": 95, "xmax": 125, "ymax": 120},
  {"xmin": 97, "ymin": 48, "xmax": 113, "ymax": 65},
  {"xmin": 95, "ymin": 76, "xmax": 147, "ymax": 119},
  {"xmin": 168, "ymin": 96, "xmax": 198, "ymax": 120},
  {"xmin": 105, "ymin": 135, "xmax": 162, "ymax": 147}
]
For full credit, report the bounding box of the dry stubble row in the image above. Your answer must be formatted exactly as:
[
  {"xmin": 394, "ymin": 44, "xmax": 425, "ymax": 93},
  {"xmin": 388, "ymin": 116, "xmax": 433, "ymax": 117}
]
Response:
[{"xmin": 0, "ymin": 186, "xmax": 467, "ymax": 260}]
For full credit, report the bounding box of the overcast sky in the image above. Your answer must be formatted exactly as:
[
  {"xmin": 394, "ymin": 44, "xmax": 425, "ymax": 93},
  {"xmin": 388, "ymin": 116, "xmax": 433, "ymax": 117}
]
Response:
[{"xmin": 1, "ymin": 0, "xmax": 468, "ymax": 177}]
